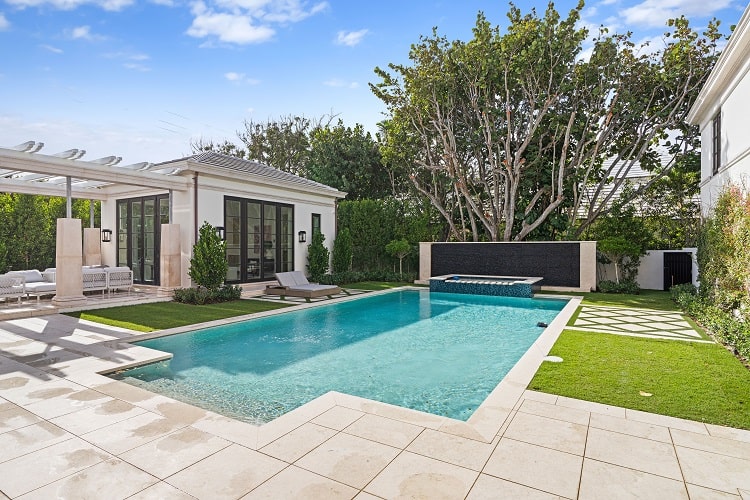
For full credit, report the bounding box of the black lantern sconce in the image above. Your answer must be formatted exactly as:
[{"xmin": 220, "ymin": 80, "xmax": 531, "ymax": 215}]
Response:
[
  {"xmin": 214, "ymin": 226, "xmax": 226, "ymax": 241},
  {"xmin": 298, "ymin": 231, "xmax": 307, "ymax": 243},
  {"xmin": 101, "ymin": 229, "xmax": 112, "ymax": 243}
]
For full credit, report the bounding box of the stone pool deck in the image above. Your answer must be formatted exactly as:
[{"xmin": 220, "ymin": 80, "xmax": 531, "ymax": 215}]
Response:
[{"xmin": 1, "ymin": 305, "xmax": 749, "ymax": 498}]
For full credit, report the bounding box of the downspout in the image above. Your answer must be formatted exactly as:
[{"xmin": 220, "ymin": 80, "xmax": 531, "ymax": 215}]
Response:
[{"xmin": 193, "ymin": 172, "xmax": 199, "ymax": 243}]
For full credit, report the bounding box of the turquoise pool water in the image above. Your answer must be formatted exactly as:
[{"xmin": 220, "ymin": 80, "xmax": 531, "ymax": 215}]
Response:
[{"xmin": 112, "ymin": 289, "xmax": 567, "ymax": 423}]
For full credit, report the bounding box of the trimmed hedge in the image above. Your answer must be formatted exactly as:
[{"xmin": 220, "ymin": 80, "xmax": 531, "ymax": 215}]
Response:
[{"xmin": 174, "ymin": 285, "xmax": 242, "ymax": 305}]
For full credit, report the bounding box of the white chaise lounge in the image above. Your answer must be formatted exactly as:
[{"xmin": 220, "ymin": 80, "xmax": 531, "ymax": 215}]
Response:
[{"xmin": 264, "ymin": 271, "xmax": 345, "ymax": 302}]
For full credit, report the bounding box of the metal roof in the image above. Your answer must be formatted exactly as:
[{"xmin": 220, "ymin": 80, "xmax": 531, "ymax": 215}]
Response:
[
  {"xmin": 0, "ymin": 143, "xmax": 345, "ymax": 199},
  {"xmin": 165, "ymin": 151, "xmax": 344, "ymax": 196}
]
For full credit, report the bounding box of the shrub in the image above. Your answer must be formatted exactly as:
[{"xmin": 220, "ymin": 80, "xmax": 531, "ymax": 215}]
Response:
[
  {"xmin": 670, "ymin": 283, "xmax": 697, "ymax": 303},
  {"xmin": 189, "ymin": 221, "xmax": 228, "ymax": 291},
  {"xmin": 598, "ymin": 279, "xmax": 640, "ymax": 294},
  {"xmin": 306, "ymin": 231, "xmax": 330, "ymax": 281},
  {"xmin": 174, "ymin": 287, "xmax": 211, "ymax": 305},
  {"xmin": 318, "ymin": 270, "xmax": 417, "ymax": 285},
  {"xmin": 173, "ymin": 284, "xmax": 242, "ymax": 304},
  {"xmin": 332, "ymin": 228, "xmax": 353, "ymax": 273}
]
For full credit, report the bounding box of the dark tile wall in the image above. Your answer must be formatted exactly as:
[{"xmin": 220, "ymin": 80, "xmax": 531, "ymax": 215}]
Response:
[{"xmin": 431, "ymin": 243, "xmax": 581, "ymax": 287}]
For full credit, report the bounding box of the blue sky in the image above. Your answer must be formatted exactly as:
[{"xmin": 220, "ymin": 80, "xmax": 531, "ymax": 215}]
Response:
[{"xmin": 0, "ymin": 0, "xmax": 744, "ymax": 164}]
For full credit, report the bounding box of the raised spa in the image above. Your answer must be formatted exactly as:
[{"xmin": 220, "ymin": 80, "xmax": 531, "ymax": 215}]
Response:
[{"xmin": 429, "ymin": 274, "xmax": 543, "ymax": 298}]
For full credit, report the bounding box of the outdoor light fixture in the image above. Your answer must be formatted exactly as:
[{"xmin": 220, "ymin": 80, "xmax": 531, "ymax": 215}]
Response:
[
  {"xmin": 215, "ymin": 226, "xmax": 226, "ymax": 241},
  {"xmin": 101, "ymin": 229, "xmax": 112, "ymax": 243},
  {"xmin": 298, "ymin": 231, "xmax": 307, "ymax": 243}
]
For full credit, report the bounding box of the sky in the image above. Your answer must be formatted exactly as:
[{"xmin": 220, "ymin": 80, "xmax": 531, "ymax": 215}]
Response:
[{"xmin": 0, "ymin": 0, "xmax": 745, "ymax": 165}]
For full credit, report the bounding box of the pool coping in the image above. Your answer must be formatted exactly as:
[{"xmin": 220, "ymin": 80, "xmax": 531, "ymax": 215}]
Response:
[{"xmin": 94, "ymin": 288, "xmax": 582, "ymax": 446}]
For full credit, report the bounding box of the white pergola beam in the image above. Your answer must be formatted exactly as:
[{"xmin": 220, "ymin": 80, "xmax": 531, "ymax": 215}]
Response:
[
  {"xmin": 0, "ymin": 148, "xmax": 190, "ymax": 192},
  {"xmin": 0, "ymin": 177, "xmax": 110, "ymax": 200}
]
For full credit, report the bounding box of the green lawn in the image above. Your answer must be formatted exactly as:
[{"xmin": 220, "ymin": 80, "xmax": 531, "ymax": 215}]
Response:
[
  {"xmin": 529, "ymin": 290, "xmax": 749, "ymax": 429},
  {"xmin": 545, "ymin": 289, "xmax": 678, "ymax": 311},
  {"xmin": 529, "ymin": 330, "xmax": 750, "ymax": 429},
  {"xmin": 67, "ymin": 300, "xmax": 291, "ymax": 332},
  {"xmin": 346, "ymin": 281, "xmax": 417, "ymax": 290}
]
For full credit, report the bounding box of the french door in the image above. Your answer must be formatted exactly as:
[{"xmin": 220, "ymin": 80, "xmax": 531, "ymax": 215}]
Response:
[
  {"xmin": 225, "ymin": 197, "xmax": 293, "ymax": 283},
  {"xmin": 116, "ymin": 195, "xmax": 169, "ymax": 285}
]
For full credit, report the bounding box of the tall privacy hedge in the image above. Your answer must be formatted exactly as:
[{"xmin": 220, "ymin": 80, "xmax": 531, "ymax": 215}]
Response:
[
  {"xmin": 681, "ymin": 185, "xmax": 750, "ymax": 359},
  {"xmin": 336, "ymin": 198, "xmax": 441, "ymax": 272}
]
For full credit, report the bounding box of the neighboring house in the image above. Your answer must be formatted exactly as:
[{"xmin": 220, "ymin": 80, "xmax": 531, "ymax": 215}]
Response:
[
  {"xmin": 0, "ymin": 143, "xmax": 345, "ymax": 302},
  {"xmin": 687, "ymin": 4, "xmax": 750, "ymax": 213}
]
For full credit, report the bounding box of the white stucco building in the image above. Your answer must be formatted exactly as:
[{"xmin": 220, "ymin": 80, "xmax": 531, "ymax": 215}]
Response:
[
  {"xmin": 687, "ymin": 4, "xmax": 750, "ymax": 213},
  {"xmin": 0, "ymin": 143, "xmax": 345, "ymax": 304}
]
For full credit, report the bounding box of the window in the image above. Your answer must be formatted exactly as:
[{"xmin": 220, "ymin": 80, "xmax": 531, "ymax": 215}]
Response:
[
  {"xmin": 224, "ymin": 197, "xmax": 293, "ymax": 282},
  {"xmin": 312, "ymin": 213, "xmax": 321, "ymax": 237},
  {"xmin": 712, "ymin": 110, "xmax": 721, "ymax": 176}
]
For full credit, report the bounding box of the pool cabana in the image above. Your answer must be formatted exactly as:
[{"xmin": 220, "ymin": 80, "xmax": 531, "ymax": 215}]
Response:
[{"xmin": 0, "ymin": 141, "xmax": 345, "ymax": 306}]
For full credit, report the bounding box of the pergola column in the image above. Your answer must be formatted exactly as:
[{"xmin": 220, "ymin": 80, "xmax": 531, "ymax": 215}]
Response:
[
  {"xmin": 51, "ymin": 218, "xmax": 86, "ymax": 307},
  {"xmin": 158, "ymin": 223, "xmax": 182, "ymax": 296},
  {"xmin": 83, "ymin": 227, "xmax": 102, "ymax": 266}
]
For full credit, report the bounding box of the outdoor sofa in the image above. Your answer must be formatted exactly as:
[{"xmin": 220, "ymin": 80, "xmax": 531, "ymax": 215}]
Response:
[
  {"xmin": 264, "ymin": 271, "xmax": 345, "ymax": 302},
  {"xmin": 1, "ymin": 265, "xmax": 134, "ymax": 303}
]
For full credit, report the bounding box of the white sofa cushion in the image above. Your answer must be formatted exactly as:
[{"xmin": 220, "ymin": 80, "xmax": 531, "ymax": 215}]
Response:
[{"xmin": 10, "ymin": 269, "xmax": 45, "ymax": 283}]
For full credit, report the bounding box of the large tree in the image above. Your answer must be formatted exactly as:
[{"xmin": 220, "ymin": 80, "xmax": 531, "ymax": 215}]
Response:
[
  {"xmin": 308, "ymin": 120, "xmax": 395, "ymax": 199},
  {"xmin": 371, "ymin": 1, "xmax": 722, "ymax": 241}
]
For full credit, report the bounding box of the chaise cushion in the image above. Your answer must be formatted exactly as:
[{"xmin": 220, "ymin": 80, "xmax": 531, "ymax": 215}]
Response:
[{"xmin": 24, "ymin": 282, "xmax": 56, "ymax": 293}]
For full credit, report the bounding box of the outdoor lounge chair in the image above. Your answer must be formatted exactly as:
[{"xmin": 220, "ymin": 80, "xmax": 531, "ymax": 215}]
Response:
[
  {"xmin": 8, "ymin": 269, "xmax": 56, "ymax": 302},
  {"xmin": 264, "ymin": 271, "xmax": 344, "ymax": 302},
  {"xmin": 0, "ymin": 273, "xmax": 26, "ymax": 304}
]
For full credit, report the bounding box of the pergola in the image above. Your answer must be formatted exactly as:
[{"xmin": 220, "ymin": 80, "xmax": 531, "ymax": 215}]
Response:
[{"xmin": 0, "ymin": 141, "xmax": 191, "ymax": 306}]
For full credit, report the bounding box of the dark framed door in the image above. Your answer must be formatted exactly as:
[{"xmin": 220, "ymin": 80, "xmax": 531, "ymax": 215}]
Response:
[
  {"xmin": 225, "ymin": 197, "xmax": 293, "ymax": 283},
  {"xmin": 117, "ymin": 195, "xmax": 169, "ymax": 285},
  {"xmin": 663, "ymin": 252, "xmax": 692, "ymax": 290}
]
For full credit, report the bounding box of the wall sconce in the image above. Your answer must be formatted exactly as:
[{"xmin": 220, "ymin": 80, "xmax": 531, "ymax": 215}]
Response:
[
  {"xmin": 298, "ymin": 231, "xmax": 307, "ymax": 243},
  {"xmin": 101, "ymin": 229, "xmax": 112, "ymax": 243},
  {"xmin": 214, "ymin": 226, "xmax": 226, "ymax": 241}
]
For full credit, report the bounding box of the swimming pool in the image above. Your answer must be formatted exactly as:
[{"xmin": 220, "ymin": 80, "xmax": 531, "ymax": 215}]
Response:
[{"xmin": 112, "ymin": 289, "xmax": 567, "ymax": 424}]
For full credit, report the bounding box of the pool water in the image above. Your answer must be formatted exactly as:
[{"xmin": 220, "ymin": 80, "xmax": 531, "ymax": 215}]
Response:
[{"xmin": 112, "ymin": 290, "xmax": 567, "ymax": 424}]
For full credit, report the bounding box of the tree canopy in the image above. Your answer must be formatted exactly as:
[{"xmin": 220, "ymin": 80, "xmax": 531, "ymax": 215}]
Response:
[{"xmin": 371, "ymin": 1, "xmax": 722, "ymax": 241}]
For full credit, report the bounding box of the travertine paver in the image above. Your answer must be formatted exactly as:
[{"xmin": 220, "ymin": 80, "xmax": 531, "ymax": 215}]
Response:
[
  {"xmin": 241, "ymin": 465, "xmax": 358, "ymax": 499},
  {"xmin": 363, "ymin": 451, "xmax": 478, "ymax": 499},
  {"xmin": 165, "ymin": 444, "xmax": 286, "ymax": 499},
  {"xmin": 1, "ymin": 308, "xmax": 749, "ymax": 499},
  {"xmin": 572, "ymin": 305, "xmax": 710, "ymax": 342},
  {"xmin": 578, "ymin": 458, "xmax": 688, "ymax": 499}
]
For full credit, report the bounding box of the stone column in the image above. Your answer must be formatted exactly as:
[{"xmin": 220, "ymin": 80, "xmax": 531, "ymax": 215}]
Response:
[
  {"xmin": 82, "ymin": 228, "xmax": 102, "ymax": 267},
  {"xmin": 580, "ymin": 241, "xmax": 597, "ymax": 292},
  {"xmin": 418, "ymin": 242, "xmax": 432, "ymax": 284},
  {"xmin": 158, "ymin": 223, "xmax": 182, "ymax": 297},
  {"xmin": 52, "ymin": 218, "xmax": 86, "ymax": 307}
]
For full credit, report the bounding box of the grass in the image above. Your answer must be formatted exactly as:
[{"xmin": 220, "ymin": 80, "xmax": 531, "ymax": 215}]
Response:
[
  {"xmin": 529, "ymin": 330, "xmax": 750, "ymax": 429},
  {"xmin": 66, "ymin": 299, "xmax": 291, "ymax": 332},
  {"xmin": 544, "ymin": 289, "xmax": 678, "ymax": 311},
  {"xmin": 346, "ymin": 281, "xmax": 417, "ymax": 291}
]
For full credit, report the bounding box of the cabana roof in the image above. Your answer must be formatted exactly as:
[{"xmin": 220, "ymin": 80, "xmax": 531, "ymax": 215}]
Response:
[{"xmin": 0, "ymin": 141, "xmax": 346, "ymax": 200}]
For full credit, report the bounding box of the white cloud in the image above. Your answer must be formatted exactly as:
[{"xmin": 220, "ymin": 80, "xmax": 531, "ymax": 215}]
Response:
[
  {"xmin": 621, "ymin": 0, "xmax": 733, "ymax": 28},
  {"xmin": 224, "ymin": 71, "xmax": 260, "ymax": 84},
  {"xmin": 6, "ymin": 0, "xmax": 133, "ymax": 11},
  {"xmin": 187, "ymin": 0, "xmax": 327, "ymax": 45},
  {"xmin": 68, "ymin": 25, "xmax": 106, "ymax": 41},
  {"xmin": 336, "ymin": 29, "xmax": 368, "ymax": 47},
  {"xmin": 40, "ymin": 44, "xmax": 64, "ymax": 53},
  {"xmin": 187, "ymin": 2, "xmax": 275, "ymax": 44},
  {"xmin": 123, "ymin": 62, "xmax": 150, "ymax": 72},
  {"xmin": 323, "ymin": 78, "xmax": 358, "ymax": 89},
  {"xmin": 0, "ymin": 13, "xmax": 9, "ymax": 30}
]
